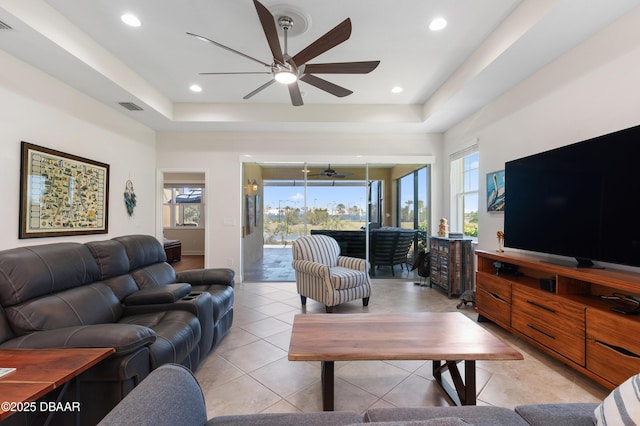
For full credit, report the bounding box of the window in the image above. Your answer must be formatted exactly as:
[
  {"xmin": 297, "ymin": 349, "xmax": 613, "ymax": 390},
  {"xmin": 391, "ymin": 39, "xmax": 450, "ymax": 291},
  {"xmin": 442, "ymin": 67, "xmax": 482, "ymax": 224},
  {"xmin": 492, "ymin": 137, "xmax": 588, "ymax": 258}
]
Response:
[
  {"xmin": 397, "ymin": 166, "xmax": 429, "ymax": 232},
  {"xmin": 450, "ymin": 149, "xmax": 478, "ymax": 238},
  {"xmin": 163, "ymin": 186, "xmax": 204, "ymax": 228}
]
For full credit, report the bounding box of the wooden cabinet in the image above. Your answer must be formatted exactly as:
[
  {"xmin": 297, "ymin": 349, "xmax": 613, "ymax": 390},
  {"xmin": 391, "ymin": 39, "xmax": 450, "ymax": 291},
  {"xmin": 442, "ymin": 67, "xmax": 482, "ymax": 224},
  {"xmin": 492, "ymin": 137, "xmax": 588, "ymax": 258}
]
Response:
[
  {"xmin": 430, "ymin": 237, "xmax": 473, "ymax": 298},
  {"xmin": 476, "ymin": 272, "xmax": 511, "ymax": 329},
  {"xmin": 476, "ymin": 249, "xmax": 640, "ymax": 389},
  {"xmin": 586, "ymin": 308, "xmax": 640, "ymax": 385},
  {"xmin": 511, "ymin": 285, "xmax": 585, "ymax": 365}
]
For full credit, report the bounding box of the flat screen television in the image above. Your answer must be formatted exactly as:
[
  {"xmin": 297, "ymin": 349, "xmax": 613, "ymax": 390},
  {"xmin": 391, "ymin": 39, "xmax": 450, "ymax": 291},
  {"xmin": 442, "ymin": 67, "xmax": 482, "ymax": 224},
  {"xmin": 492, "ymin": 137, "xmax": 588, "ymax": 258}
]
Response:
[{"xmin": 504, "ymin": 124, "xmax": 640, "ymax": 268}]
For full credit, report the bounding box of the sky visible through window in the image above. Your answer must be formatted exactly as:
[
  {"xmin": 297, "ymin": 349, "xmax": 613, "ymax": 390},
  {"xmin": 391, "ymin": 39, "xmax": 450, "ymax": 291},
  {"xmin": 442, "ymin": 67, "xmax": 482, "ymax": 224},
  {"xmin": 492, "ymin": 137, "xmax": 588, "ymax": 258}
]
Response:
[{"xmin": 264, "ymin": 185, "xmax": 367, "ymax": 213}]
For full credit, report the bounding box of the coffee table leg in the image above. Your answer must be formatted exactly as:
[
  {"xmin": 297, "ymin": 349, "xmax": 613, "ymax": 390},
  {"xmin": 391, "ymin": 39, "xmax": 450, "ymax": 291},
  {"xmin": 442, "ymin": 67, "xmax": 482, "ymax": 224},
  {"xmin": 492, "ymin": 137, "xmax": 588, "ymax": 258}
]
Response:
[
  {"xmin": 321, "ymin": 361, "xmax": 334, "ymax": 411},
  {"xmin": 432, "ymin": 360, "xmax": 476, "ymax": 406}
]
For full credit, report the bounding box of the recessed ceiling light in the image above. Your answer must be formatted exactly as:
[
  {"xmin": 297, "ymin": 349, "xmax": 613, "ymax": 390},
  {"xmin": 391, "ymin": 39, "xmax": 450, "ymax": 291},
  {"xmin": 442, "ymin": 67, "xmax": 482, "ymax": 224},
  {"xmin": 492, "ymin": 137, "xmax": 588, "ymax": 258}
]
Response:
[
  {"xmin": 391, "ymin": 86, "xmax": 403, "ymax": 94},
  {"xmin": 429, "ymin": 17, "xmax": 447, "ymax": 31},
  {"xmin": 189, "ymin": 84, "xmax": 203, "ymax": 93},
  {"xmin": 121, "ymin": 13, "xmax": 141, "ymax": 27}
]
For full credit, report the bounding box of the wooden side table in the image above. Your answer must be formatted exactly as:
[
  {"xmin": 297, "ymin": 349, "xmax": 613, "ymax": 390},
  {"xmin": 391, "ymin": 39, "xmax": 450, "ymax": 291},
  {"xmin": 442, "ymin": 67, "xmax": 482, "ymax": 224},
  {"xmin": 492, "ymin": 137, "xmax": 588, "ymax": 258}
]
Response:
[{"xmin": 0, "ymin": 348, "xmax": 114, "ymax": 423}]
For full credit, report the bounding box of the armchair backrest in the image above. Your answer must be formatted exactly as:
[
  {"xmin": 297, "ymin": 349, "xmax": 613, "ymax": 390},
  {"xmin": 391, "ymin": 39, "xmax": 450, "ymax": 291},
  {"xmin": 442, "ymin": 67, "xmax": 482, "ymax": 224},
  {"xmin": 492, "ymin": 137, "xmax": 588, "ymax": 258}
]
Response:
[{"xmin": 292, "ymin": 235, "xmax": 340, "ymax": 267}]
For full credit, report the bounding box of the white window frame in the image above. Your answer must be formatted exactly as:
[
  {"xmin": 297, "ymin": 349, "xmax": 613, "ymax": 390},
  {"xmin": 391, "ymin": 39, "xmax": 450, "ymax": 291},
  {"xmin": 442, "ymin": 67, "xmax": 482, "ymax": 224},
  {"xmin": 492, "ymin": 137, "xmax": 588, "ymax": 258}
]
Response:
[
  {"xmin": 450, "ymin": 145, "xmax": 478, "ymax": 239},
  {"xmin": 163, "ymin": 185, "xmax": 205, "ymax": 228}
]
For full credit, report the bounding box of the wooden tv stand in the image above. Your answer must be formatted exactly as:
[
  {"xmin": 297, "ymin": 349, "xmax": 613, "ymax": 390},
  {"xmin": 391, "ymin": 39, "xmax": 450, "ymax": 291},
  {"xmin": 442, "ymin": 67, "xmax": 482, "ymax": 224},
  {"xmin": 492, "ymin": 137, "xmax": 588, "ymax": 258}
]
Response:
[{"xmin": 476, "ymin": 249, "xmax": 640, "ymax": 390}]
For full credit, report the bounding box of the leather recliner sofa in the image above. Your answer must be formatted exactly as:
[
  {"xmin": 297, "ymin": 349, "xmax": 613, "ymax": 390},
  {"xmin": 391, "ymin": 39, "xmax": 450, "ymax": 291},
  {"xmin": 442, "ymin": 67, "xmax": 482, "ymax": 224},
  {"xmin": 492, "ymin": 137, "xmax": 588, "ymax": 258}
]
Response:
[{"xmin": 0, "ymin": 234, "xmax": 234, "ymax": 425}]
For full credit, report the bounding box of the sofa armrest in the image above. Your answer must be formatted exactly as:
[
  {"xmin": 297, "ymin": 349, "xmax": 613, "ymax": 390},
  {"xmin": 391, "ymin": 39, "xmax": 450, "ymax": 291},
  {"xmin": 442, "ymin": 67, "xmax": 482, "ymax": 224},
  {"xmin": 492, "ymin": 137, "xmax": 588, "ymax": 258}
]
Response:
[
  {"xmin": 292, "ymin": 259, "xmax": 330, "ymax": 278},
  {"xmin": 515, "ymin": 403, "xmax": 599, "ymax": 426},
  {"xmin": 98, "ymin": 364, "xmax": 207, "ymax": 426},
  {"xmin": 0, "ymin": 324, "xmax": 156, "ymax": 355},
  {"xmin": 176, "ymin": 268, "xmax": 235, "ymax": 287},
  {"xmin": 124, "ymin": 283, "xmax": 191, "ymax": 306}
]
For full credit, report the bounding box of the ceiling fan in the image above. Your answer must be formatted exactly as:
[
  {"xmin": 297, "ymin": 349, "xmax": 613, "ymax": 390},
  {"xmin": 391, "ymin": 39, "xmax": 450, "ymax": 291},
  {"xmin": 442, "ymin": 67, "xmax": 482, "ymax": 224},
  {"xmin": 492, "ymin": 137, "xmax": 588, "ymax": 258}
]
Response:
[
  {"xmin": 187, "ymin": 0, "xmax": 380, "ymax": 106},
  {"xmin": 308, "ymin": 165, "xmax": 353, "ymax": 178}
]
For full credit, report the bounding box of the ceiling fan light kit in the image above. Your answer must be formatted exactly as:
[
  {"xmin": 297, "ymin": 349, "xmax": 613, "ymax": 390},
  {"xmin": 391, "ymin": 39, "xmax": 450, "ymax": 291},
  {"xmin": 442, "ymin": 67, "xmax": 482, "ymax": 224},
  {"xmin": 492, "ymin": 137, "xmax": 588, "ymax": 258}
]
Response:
[
  {"xmin": 187, "ymin": 0, "xmax": 380, "ymax": 106},
  {"xmin": 274, "ymin": 70, "xmax": 297, "ymax": 84}
]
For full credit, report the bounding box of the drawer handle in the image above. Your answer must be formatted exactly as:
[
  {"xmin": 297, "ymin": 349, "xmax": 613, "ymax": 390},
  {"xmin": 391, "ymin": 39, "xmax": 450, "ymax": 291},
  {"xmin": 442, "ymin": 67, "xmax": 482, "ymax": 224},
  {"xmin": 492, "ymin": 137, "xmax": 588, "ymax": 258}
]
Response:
[
  {"xmin": 526, "ymin": 300, "xmax": 556, "ymax": 314},
  {"xmin": 489, "ymin": 292, "xmax": 506, "ymax": 303},
  {"xmin": 528, "ymin": 324, "xmax": 555, "ymax": 339},
  {"xmin": 596, "ymin": 340, "xmax": 640, "ymax": 359}
]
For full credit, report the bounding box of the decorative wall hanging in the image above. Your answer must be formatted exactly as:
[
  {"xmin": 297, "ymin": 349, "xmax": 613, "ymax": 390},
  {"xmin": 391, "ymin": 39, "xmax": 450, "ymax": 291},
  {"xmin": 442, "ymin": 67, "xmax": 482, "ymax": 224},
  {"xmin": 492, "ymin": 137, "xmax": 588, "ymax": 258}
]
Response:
[
  {"xmin": 124, "ymin": 180, "xmax": 137, "ymax": 216},
  {"xmin": 486, "ymin": 170, "xmax": 505, "ymax": 212},
  {"xmin": 19, "ymin": 141, "xmax": 109, "ymax": 238}
]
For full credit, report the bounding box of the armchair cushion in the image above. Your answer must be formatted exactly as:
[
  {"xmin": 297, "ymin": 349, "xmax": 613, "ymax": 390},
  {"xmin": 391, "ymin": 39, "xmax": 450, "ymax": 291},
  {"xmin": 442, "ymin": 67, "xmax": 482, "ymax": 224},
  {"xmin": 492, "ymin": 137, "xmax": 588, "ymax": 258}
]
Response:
[{"xmin": 330, "ymin": 267, "xmax": 369, "ymax": 290}]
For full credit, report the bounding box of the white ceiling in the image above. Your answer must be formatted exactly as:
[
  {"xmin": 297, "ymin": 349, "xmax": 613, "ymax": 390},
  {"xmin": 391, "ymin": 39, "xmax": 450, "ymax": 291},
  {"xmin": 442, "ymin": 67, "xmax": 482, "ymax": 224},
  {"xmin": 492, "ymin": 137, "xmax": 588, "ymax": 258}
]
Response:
[{"xmin": 0, "ymin": 0, "xmax": 638, "ymax": 133}]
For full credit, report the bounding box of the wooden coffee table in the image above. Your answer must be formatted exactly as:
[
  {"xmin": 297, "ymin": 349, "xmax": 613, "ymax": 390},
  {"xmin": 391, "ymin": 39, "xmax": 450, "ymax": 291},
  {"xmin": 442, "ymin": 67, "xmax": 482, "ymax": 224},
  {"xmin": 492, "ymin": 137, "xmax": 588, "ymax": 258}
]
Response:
[
  {"xmin": 0, "ymin": 348, "xmax": 114, "ymax": 422},
  {"xmin": 288, "ymin": 312, "xmax": 523, "ymax": 410}
]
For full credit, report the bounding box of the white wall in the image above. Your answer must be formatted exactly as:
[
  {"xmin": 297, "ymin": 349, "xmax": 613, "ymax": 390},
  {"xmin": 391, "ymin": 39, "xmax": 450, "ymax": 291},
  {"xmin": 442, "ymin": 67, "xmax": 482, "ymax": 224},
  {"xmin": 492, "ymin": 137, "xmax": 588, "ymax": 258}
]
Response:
[
  {"xmin": 443, "ymin": 8, "xmax": 640, "ymax": 271},
  {"xmin": 0, "ymin": 51, "xmax": 157, "ymax": 250},
  {"xmin": 156, "ymin": 132, "xmax": 441, "ymax": 281}
]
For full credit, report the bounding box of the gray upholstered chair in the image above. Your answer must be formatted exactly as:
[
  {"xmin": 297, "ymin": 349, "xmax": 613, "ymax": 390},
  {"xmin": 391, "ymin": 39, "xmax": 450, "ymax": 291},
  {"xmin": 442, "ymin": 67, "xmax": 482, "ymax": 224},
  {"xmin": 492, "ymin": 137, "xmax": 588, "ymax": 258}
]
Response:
[{"xmin": 291, "ymin": 235, "xmax": 371, "ymax": 313}]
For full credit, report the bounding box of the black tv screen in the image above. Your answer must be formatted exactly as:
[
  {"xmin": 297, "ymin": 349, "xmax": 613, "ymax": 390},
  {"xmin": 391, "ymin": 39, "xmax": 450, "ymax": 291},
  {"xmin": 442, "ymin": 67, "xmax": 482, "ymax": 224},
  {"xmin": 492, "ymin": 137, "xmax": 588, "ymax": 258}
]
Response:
[{"xmin": 504, "ymin": 124, "xmax": 640, "ymax": 268}]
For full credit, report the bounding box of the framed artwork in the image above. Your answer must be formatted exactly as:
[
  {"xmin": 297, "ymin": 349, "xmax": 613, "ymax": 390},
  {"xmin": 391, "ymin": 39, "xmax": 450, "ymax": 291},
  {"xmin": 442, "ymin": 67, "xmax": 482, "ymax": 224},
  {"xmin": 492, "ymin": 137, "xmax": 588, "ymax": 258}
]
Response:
[
  {"xmin": 486, "ymin": 170, "xmax": 505, "ymax": 212},
  {"xmin": 19, "ymin": 142, "xmax": 110, "ymax": 238},
  {"xmin": 246, "ymin": 195, "xmax": 255, "ymax": 235},
  {"xmin": 255, "ymin": 195, "xmax": 261, "ymax": 227}
]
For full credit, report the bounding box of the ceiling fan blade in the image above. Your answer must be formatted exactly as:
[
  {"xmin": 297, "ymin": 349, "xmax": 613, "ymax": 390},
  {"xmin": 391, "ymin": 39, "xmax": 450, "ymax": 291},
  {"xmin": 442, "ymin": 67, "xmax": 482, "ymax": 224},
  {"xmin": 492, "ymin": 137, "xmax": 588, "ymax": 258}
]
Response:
[
  {"xmin": 304, "ymin": 61, "xmax": 380, "ymax": 74},
  {"xmin": 200, "ymin": 72, "xmax": 272, "ymax": 75},
  {"xmin": 253, "ymin": 0, "xmax": 285, "ymax": 65},
  {"xmin": 300, "ymin": 74, "xmax": 353, "ymax": 98},
  {"xmin": 292, "ymin": 18, "xmax": 352, "ymax": 66},
  {"xmin": 288, "ymin": 82, "xmax": 303, "ymax": 106},
  {"xmin": 243, "ymin": 79, "xmax": 276, "ymax": 99},
  {"xmin": 187, "ymin": 32, "xmax": 271, "ymax": 68}
]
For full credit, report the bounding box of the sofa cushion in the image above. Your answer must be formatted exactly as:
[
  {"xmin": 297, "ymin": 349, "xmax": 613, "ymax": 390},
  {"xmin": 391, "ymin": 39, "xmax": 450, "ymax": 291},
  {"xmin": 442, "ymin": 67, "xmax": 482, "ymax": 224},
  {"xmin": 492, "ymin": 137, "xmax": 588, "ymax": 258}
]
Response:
[
  {"xmin": 130, "ymin": 263, "xmax": 178, "ymax": 289},
  {"xmin": 594, "ymin": 373, "xmax": 640, "ymax": 425},
  {"xmin": 113, "ymin": 234, "xmax": 167, "ymax": 270},
  {"xmin": 5, "ymin": 283, "xmax": 122, "ymax": 335},
  {"xmin": 119, "ymin": 310, "xmax": 201, "ymax": 369},
  {"xmin": 515, "ymin": 403, "xmax": 598, "ymax": 426},
  {"xmin": 364, "ymin": 407, "xmax": 529, "ymax": 426},
  {"xmin": 86, "ymin": 239, "xmax": 131, "ymax": 279},
  {"xmin": 0, "ymin": 243, "xmax": 100, "ymax": 306},
  {"xmin": 0, "ymin": 323, "xmax": 156, "ymax": 355},
  {"xmin": 355, "ymin": 419, "xmax": 470, "ymax": 426},
  {"xmin": 209, "ymin": 411, "xmax": 363, "ymax": 426}
]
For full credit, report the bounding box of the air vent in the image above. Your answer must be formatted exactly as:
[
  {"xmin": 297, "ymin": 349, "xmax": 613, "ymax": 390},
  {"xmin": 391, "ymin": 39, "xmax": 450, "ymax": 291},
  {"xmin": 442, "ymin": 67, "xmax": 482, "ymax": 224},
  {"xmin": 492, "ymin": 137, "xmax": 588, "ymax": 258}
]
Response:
[
  {"xmin": 118, "ymin": 102, "xmax": 143, "ymax": 111},
  {"xmin": 0, "ymin": 20, "xmax": 13, "ymax": 30}
]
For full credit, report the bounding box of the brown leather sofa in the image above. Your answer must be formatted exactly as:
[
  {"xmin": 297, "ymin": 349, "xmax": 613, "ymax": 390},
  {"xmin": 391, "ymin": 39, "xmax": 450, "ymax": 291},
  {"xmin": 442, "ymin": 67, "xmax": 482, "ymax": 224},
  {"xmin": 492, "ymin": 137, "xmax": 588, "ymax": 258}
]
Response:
[{"xmin": 0, "ymin": 234, "xmax": 234, "ymax": 425}]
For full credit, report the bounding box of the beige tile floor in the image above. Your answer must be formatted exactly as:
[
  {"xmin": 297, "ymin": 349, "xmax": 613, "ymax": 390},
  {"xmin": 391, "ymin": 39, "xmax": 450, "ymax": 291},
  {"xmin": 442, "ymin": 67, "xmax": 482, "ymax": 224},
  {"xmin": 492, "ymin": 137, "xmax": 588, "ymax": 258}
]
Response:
[{"xmin": 195, "ymin": 280, "xmax": 609, "ymax": 419}]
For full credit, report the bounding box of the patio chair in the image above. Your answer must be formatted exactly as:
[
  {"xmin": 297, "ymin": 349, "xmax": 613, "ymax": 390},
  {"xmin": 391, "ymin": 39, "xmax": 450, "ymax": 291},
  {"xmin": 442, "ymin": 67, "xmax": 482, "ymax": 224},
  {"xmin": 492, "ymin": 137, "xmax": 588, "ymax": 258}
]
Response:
[{"xmin": 291, "ymin": 235, "xmax": 371, "ymax": 313}]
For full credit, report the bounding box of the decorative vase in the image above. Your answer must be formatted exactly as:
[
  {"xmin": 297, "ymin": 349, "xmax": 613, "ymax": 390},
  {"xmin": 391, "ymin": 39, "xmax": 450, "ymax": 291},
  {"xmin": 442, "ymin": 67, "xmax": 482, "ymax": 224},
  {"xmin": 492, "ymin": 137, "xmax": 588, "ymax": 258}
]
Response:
[{"xmin": 438, "ymin": 218, "xmax": 448, "ymax": 237}]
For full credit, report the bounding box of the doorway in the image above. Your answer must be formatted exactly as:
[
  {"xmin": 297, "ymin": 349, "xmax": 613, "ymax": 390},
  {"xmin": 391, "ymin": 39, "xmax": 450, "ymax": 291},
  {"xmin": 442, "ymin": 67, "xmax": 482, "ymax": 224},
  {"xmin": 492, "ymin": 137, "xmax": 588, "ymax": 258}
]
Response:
[
  {"xmin": 160, "ymin": 171, "xmax": 207, "ymax": 270},
  {"xmin": 242, "ymin": 162, "xmax": 431, "ymax": 282}
]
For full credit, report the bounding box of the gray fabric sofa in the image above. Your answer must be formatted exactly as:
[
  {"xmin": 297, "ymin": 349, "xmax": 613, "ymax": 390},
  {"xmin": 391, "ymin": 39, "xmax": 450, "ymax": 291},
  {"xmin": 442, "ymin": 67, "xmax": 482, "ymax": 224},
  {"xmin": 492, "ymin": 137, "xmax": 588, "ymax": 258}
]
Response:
[
  {"xmin": 99, "ymin": 363, "xmax": 600, "ymax": 426},
  {"xmin": 0, "ymin": 234, "xmax": 234, "ymax": 425}
]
